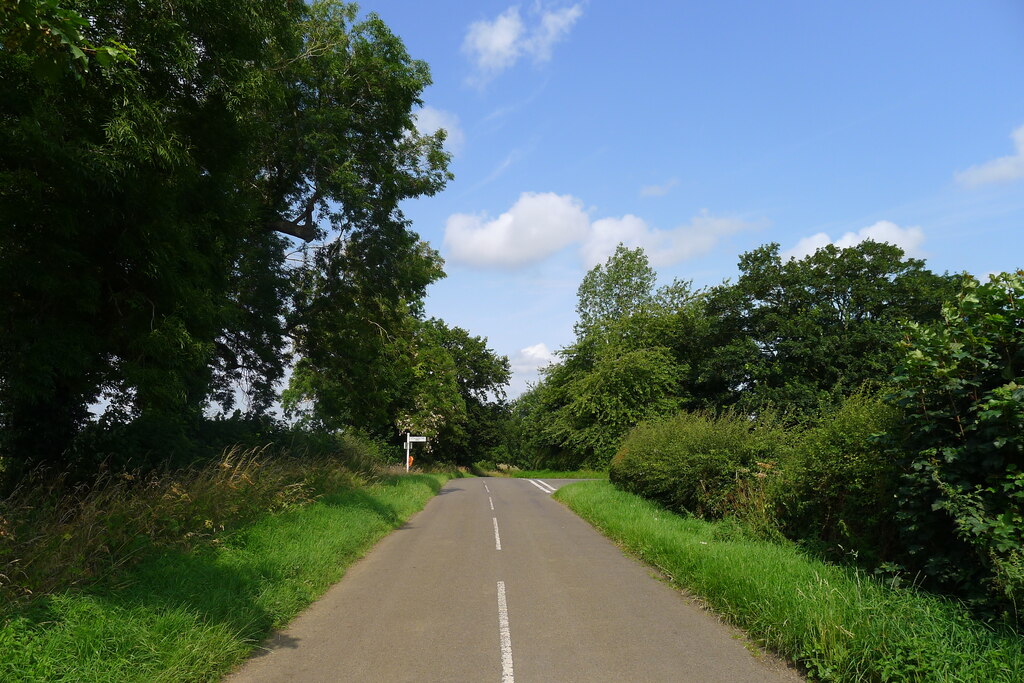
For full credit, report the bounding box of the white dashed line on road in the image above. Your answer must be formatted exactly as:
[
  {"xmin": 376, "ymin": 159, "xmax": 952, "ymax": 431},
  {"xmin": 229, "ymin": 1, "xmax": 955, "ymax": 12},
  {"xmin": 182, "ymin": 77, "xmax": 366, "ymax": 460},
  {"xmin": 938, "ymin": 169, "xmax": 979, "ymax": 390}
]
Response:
[
  {"xmin": 492, "ymin": 517, "xmax": 502, "ymax": 551},
  {"xmin": 496, "ymin": 581, "xmax": 514, "ymax": 683},
  {"xmin": 489, "ymin": 496, "xmax": 494, "ymax": 510}
]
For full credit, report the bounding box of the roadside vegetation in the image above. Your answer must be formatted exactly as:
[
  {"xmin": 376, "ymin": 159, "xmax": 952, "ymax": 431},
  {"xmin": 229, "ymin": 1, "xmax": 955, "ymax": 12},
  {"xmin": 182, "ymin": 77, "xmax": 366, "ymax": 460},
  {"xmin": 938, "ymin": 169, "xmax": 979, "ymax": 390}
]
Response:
[
  {"xmin": 517, "ymin": 243, "xmax": 1024, "ymax": 625},
  {"xmin": 514, "ymin": 241, "xmax": 1023, "ymax": 679},
  {"xmin": 3, "ymin": 0, "xmax": 1022, "ymax": 680},
  {"xmin": 1, "ymin": 0, "xmax": 511, "ymax": 497},
  {"xmin": 0, "ymin": 441, "xmax": 454, "ymax": 681},
  {"xmin": 557, "ymin": 481, "xmax": 1024, "ymax": 682},
  {"xmin": 2, "ymin": 5, "xmax": 504, "ymax": 678},
  {"xmin": 469, "ymin": 461, "xmax": 606, "ymax": 479},
  {"xmin": 501, "ymin": 469, "xmax": 607, "ymax": 479}
]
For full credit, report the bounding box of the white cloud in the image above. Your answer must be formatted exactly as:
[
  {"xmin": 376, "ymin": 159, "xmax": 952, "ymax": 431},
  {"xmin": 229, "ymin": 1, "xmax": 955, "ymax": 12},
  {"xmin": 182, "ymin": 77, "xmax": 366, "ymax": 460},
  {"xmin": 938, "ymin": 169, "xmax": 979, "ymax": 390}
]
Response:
[
  {"xmin": 640, "ymin": 178, "xmax": 679, "ymax": 197},
  {"xmin": 781, "ymin": 233, "xmax": 832, "ymax": 261},
  {"xmin": 463, "ymin": 7, "xmax": 525, "ymax": 76},
  {"xmin": 511, "ymin": 342, "xmax": 556, "ymax": 374},
  {"xmin": 463, "ymin": 4, "xmax": 583, "ymax": 85},
  {"xmin": 445, "ymin": 193, "xmax": 757, "ymax": 269},
  {"xmin": 956, "ymin": 124, "xmax": 1024, "ymax": 187},
  {"xmin": 413, "ymin": 106, "xmax": 465, "ymax": 155},
  {"xmin": 444, "ymin": 192, "xmax": 589, "ymax": 267},
  {"xmin": 524, "ymin": 4, "xmax": 584, "ymax": 63},
  {"xmin": 781, "ymin": 220, "xmax": 926, "ymax": 261},
  {"xmin": 582, "ymin": 210, "xmax": 757, "ymax": 268}
]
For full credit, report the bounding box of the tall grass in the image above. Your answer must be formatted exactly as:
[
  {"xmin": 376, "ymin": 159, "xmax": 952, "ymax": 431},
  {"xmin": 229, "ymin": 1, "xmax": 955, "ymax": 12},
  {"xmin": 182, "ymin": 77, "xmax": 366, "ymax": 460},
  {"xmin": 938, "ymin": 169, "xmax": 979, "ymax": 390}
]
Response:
[
  {"xmin": 1, "ymin": 473, "xmax": 447, "ymax": 681},
  {"xmin": 556, "ymin": 481, "xmax": 1024, "ymax": 682},
  {"xmin": 0, "ymin": 442, "xmax": 379, "ymax": 607}
]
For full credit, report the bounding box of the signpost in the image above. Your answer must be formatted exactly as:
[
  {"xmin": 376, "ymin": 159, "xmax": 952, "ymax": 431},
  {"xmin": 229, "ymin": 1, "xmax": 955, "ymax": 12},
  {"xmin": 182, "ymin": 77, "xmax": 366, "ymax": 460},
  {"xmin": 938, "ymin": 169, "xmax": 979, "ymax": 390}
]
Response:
[{"xmin": 404, "ymin": 433, "xmax": 427, "ymax": 472}]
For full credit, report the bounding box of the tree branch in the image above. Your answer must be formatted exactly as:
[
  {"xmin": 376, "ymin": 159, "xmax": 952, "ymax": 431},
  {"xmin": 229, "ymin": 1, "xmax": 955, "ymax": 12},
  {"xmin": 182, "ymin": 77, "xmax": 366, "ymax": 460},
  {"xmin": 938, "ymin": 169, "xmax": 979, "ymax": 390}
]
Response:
[{"xmin": 271, "ymin": 192, "xmax": 320, "ymax": 242}]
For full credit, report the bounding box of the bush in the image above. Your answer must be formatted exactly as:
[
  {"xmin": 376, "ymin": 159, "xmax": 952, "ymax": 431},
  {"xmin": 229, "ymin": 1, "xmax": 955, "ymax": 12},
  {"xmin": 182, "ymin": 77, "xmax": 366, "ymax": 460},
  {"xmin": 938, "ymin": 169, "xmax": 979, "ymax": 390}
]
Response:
[
  {"xmin": 775, "ymin": 390, "xmax": 903, "ymax": 565},
  {"xmin": 892, "ymin": 271, "xmax": 1024, "ymax": 616},
  {"xmin": 609, "ymin": 410, "xmax": 784, "ymax": 518}
]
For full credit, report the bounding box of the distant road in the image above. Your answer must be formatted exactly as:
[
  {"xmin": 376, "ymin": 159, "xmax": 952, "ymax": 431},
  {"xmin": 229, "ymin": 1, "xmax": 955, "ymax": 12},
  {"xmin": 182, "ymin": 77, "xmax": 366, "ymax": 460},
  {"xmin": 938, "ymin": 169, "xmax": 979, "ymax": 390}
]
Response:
[{"xmin": 227, "ymin": 477, "xmax": 802, "ymax": 682}]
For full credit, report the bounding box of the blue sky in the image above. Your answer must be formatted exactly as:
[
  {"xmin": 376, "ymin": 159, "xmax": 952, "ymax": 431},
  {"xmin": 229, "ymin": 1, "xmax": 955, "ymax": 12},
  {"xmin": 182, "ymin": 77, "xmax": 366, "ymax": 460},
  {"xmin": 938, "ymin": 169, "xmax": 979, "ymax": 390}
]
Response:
[{"xmin": 357, "ymin": 0, "xmax": 1024, "ymax": 396}]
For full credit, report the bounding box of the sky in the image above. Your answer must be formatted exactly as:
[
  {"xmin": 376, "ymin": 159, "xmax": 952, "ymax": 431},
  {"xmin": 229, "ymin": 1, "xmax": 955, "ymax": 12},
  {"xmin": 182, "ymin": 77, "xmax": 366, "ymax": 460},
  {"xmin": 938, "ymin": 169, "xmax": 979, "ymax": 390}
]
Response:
[{"xmin": 355, "ymin": 0, "xmax": 1024, "ymax": 397}]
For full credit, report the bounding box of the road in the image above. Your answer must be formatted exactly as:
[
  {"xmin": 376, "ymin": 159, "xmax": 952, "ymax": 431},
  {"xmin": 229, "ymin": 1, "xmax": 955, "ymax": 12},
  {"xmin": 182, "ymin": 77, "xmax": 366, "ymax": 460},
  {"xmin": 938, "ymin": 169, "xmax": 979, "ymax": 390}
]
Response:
[{"xmin": 227, "ymin": 477, "xmax": 802, "ymax": 682}]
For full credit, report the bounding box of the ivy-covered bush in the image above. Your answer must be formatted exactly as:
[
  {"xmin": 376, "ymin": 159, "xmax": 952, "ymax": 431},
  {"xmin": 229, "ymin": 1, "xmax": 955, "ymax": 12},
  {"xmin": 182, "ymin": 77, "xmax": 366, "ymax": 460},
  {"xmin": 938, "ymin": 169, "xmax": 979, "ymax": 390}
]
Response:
[
  {"xmin": 892, "ymin": 271, "xmax": 1024, "ymax": 615},
  {"xmin": 609, "ymin": 411, "xmax": 784, "ymax": 518},
  {"xmin": 775, "ymin": 390, "xmax": 903, "ymax": 566}
]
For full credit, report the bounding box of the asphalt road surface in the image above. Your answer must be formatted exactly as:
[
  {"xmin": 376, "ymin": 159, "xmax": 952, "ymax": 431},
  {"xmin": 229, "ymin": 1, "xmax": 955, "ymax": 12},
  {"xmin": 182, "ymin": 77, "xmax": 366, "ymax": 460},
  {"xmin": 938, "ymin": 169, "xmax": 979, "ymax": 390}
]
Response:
[{"xmin": 227, "ymin": 477, "xmax": 802, "ymax": 682}]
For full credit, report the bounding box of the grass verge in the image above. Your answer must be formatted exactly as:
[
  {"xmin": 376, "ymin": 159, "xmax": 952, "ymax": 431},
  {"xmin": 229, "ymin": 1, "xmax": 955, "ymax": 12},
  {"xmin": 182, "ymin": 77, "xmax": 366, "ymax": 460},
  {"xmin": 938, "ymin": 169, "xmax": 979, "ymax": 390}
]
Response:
[
  {"xmin": 0, "ymin": 473, "xmax": 448, "ymax": 682},
  {"xmin": 555, "ymin": 480, "xmax": 1024, "ymax": 682},
  {"xmin": 482, "ymin": 468, "xmax": 607, "ymax": 479}
]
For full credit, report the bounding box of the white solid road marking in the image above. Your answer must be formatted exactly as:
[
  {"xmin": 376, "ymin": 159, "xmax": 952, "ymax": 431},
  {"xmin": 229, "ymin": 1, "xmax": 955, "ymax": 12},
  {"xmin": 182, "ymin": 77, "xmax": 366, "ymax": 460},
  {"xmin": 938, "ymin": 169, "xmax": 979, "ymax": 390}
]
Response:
[
  {"xmin": 496, "ymin": 581, "xmax": 514, "ymax": 683},
  {"xmin": 526, "ymin": 479, "xmax": 547, "ymax": 493},
  {"xmin": 537, "ymin": 479, "xmax": 557, "ymax": 493},
  {"xmin": 492, "ymin": 517, "xmax": 502, "ymax": 550},
  {"xmin": 489, "ymin": 496, "xmax": 495, "ymax": 510},
  {"xmin": 527, "ymin": 479, "xmax": 556, "ymax": 494}
]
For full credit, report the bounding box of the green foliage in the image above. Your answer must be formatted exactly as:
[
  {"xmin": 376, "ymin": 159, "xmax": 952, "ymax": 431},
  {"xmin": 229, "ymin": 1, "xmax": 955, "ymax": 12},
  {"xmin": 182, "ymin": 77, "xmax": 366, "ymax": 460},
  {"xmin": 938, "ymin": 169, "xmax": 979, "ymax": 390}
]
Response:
[
  {"xmin": 558, "ymin": 481, "xmax": 1024, "ymax": 682},
  {"xmin": 0, "ymin": 0, "xmax": 455, "ymax": 486},
  {"xmin": 547, "ymin": 345, "xmax": 684, "ymax": 468},
  {"xmin": 574, "ymin": 244, "xmax": 657, "ymax": 337},
  {"xmin": 775, "ymin": 390, "xmax": 903, "ymax": 565},
  {"xmin": 285, "ymin": 313, "xmax": 509, "ymax": 464},
  {"xmin": 0, "ymin": 430, "xmax": 396, "ymax": 608},
  {"xmin": 517, "ymin": 245, "xmax": 696, "ymax": 469},
  {"xmin": 609, "ymin": 411, "xmax": 784, "ymax": 518},
  {"xmin": 416, "ymin": 319, "xmax": 510, "ymax": 465},
  {"xmin": 699, "ymin": 241, "xmax": 957, "ymax": 416},
  {"xmin": 0, "ymin": 0, "xmax": 136, "ymax": 79},
  {"xmin": 511, "ymin": 240, "xmax": 952, "ymax": 474},
  {"xmin": 0, "ymin": 472, "xmax": 448, "ymax": 681},
  {"xmin": 892, "ymin": 271, "xmax": 1024, "ymax": 614}
]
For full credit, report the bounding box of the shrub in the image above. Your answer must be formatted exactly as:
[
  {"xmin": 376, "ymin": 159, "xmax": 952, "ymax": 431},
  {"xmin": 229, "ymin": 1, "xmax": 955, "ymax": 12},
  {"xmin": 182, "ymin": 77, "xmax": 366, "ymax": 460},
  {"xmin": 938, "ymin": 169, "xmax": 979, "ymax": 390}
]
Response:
[
  {"xmin": 775, "ymin": 390, "xmax": 903, "ymax": 565},
  {"xmin": 892, "ymin": 271, "xmax": 1024, "ymax": 616},
  {"xmin": 609, "ymin": 410, "xmax": 784, "ymax": 518}
]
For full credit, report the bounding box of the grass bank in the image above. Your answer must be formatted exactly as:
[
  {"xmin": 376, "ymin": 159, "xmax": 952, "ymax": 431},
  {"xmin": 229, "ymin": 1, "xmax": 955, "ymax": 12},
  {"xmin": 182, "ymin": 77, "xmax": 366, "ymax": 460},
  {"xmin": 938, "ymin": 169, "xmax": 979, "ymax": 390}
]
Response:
[
  {"xmin": 1, "ymin": 473, "xmax": 449, "ymax": 682},
  {"xmin": 504, "ymin": 468, "xmax": 607, "ymax": 479},
  {"xmin": 555, "ymin": 480, "xmax": 1024, "ymax": 682},
  {"xmin": 471, "ymin": 465, "xmax": 607, "ymax": 479}
]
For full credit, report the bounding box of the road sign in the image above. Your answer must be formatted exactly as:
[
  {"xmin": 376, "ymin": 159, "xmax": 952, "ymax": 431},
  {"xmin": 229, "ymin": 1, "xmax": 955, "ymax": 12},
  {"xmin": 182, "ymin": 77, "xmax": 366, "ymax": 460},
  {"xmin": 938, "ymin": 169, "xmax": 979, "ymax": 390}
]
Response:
[{"xmin": 405, "ymin": 434, "xmax": 427, "ymax": 472}]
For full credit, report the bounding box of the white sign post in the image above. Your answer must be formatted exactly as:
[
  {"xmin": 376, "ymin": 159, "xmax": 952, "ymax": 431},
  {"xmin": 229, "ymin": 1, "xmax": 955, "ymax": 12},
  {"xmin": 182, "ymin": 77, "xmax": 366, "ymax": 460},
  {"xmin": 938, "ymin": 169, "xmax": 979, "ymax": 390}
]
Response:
[{"xmin": 404, "ymin": 433, "xmax": 427, "ymax": 472}]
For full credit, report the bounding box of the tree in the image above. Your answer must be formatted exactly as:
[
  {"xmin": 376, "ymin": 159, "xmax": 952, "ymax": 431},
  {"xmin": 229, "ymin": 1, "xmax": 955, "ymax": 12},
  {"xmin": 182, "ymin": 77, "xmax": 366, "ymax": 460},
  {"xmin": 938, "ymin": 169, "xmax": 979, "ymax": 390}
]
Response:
[
  {"xmin": 575, "ymin": 244, "xmax": 657, "ymax": 338},
  {"xmin": 522, "ymin": 246, "xmax": 695, "ymax": 468},
  {"xmin": 282, "ymin": 238, "xmax": 445, "ymax": 436},
  {"xmin": 0, "ymin": 1, "xmax": 452, "ymax": 485},
  {"xmin": 697, "ymin": 241, "xmax": 958, "ymax": 415},
  {"xmin": 417, "ymin": 319, "xmax": 511, "ymax": 465},
  {"xmin": 1, "ymin": 0, "xmax": 135, "ymax": 78}
]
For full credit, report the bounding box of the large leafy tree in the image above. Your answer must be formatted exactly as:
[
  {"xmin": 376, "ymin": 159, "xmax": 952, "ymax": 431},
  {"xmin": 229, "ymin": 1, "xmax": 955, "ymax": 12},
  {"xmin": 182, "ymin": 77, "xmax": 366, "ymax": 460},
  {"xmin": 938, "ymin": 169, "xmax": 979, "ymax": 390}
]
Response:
[
  {"xmin": 415, "ymin": 319, "xmax": 510, "ymax": 465},
  {"xmin": 284, "ymin": 306, "xmax": 511, "ymax": 465},
  {"xmin": 699, "ymin": 241, "xmax": 958, "ymax": 415},
  {"xmin": 523, "ymin": 246, "xmax": 696, "ymax": 468},
  {"xmin": 0, "ymin": 0, "xmax": 451, "ymax": 484},
  {"xmin": 283, "ymin": 237, "xmax": 446, "ymax": 436},
  {"xmin": 575, "ymin": 244, "xmax": 657, "ymax": 337}
]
